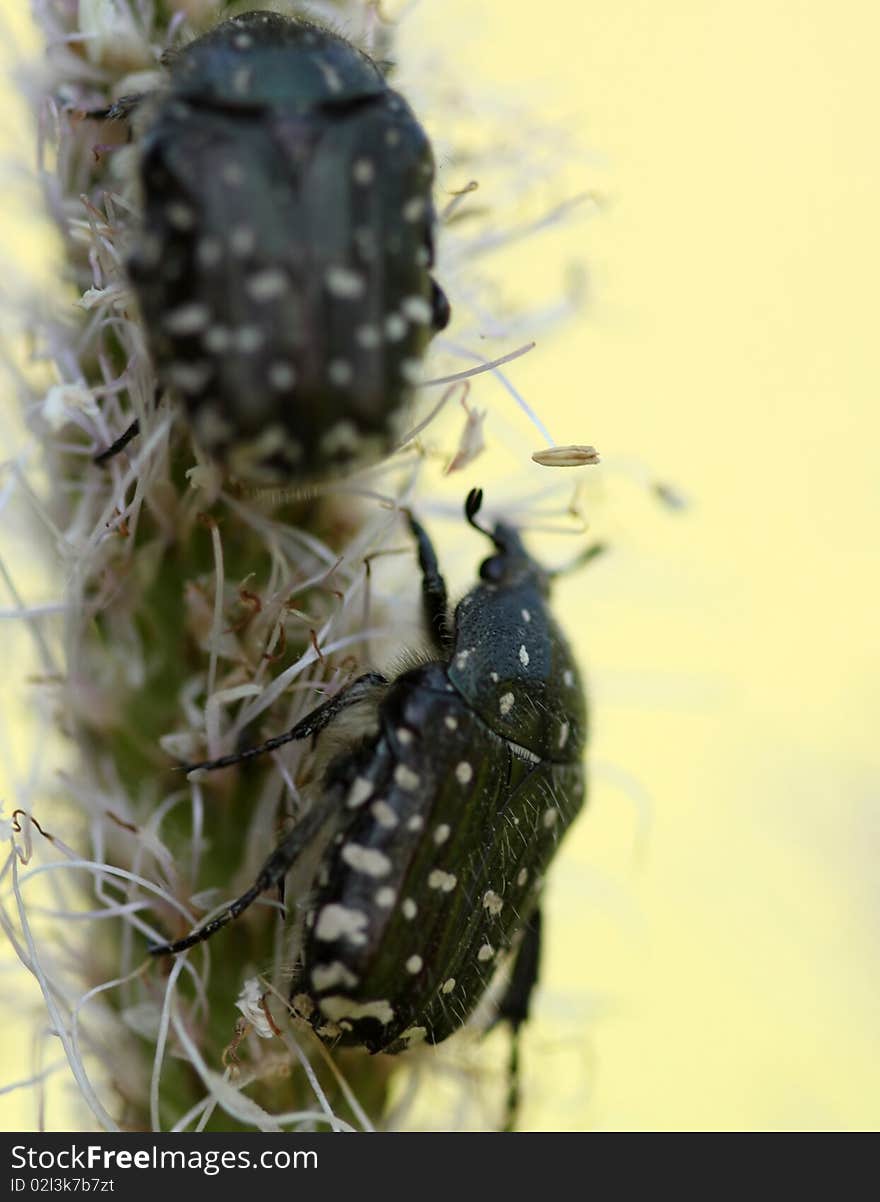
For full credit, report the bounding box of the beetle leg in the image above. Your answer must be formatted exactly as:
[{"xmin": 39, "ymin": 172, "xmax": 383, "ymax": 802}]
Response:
[
  {"xmin": 75, "ymin": 93, "xmax": 146, "ymax": 123},
  {"xmin": 496, "ymin": 907, "xmax": 543, "ymax": 1132},
  {"xmin": 93, "ymin": 384, "xmax": 162, "ymax": 464},
  {"xmin": 148, "ymin": 798, "xmax": 333, "ymax": 955},
  {"xmin": 430, "ymin": 278, "xmax": 451, "ymax": 332},
  {"xmin": 406, "ymin": 512, "xmax": 452, "ymax": 653},
  {"xmin": 182, "ymin": 671, "xmax": 387, "ymax": 775},
  {"xmin": 93, "ymin": 418, "xmax": 141, "ymax": 464}
]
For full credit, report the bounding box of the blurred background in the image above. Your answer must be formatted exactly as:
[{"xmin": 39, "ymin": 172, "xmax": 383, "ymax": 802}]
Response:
[{"xmin": 2, "ymin": 0, "xmax": 878, "ymax": 1130}]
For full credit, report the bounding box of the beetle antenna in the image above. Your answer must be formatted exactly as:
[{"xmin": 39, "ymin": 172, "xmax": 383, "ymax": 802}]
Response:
[
  {"xmin": 464, "ymin": 487, "xmax": 489, "ymax": 535},
  {"xmin": 547, "ymin": 542, "xmax": 608, "ymax": 579}
]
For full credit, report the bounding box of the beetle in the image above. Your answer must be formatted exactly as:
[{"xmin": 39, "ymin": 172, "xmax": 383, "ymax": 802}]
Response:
[
  {"xmin": 150, "ymin": 488, "xmax": 592, "ymax": 1084},
  {"xmin": 93, "ymin": 10, "xmax": 450, "ymax": 481}
]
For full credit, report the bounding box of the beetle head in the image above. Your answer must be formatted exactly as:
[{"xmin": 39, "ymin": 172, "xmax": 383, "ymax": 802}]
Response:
[{"xmin": 465, "ymin": 488, "xmax": 549, "ymax": 596}]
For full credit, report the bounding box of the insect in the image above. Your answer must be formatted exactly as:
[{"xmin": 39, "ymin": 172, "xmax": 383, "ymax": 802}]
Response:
[
  {"xmin": 93, "ymin": 10, "xmax": 450, "ymax": 481},
  {"xmin": 151, "ymin": 489, "xmax": 592, "ymax": 1101}
]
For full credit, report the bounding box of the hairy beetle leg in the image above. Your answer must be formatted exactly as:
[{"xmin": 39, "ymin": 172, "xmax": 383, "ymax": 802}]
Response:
[
  {"xmin": 183, "ymin": 671, "xmax": 388, "ymax": 776},
  {"xmin": 495, "ymin": 909, "xmax": 543, "ymax": 1132},
  {"xmin": 152, "ymin": 672, "xmax": 389, "ymax": 953},
  {"xmin": 148, "ymin": 801, "xmax": 333, "ymax": 955}
]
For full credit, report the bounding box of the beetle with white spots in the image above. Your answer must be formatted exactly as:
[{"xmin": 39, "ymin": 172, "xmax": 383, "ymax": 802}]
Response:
[
  {"xmin": 98, "ymin": 11, "xmax": 450, "ymax": 482},
  {"xmin": 150, "ymin": 489, "xmax": 593, "ymax": 1079}
]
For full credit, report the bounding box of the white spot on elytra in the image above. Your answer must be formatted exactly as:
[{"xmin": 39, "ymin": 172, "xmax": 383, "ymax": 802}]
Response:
[
  {"xmin": 444, "ymin": 715, "xmax": 458, "ymax": 731},
  {"xmin": 522, "ymin": 609, "xmax": 532, "ymax": 623},
  {"xmin": 401, "ymin": 295, "xmax": 432, "ymax": 323},
  {"xmin": 316, "ymin": 57, "xmax": 343, "ymax": 93},
  {"xmin": 341, "ymin": 843, "xmax": 391, "ymax": 878},
  {"xmin": 353, "ymin": 158, "xmax": 375, "ymax": 184},
  {"xmin": 490, "ymin": 672, "xmax": 500, "ymax": 683},
  {"xmin": 441, "ymin": 978, "xmax": 456, "ymax": 994},
  {"xmin": 558, "ymin": 722, "xmax": 570, "ymax": 750},
  {"xmin": 164, "ymin": 304, "xmax": 209, "ymax": 335},
  {"xmin": 194, "ymin": 405, "xmax": 233, "ymax": 445},
  {"xmin": 519, "ymin": 645, "xmax": 530, "ymax": 667},
  {"xmin": 499, "ymin": 692, "xmax": 515, "ymax": 716},
  {"xmin": 268, "ymin": 361, "xmax": 296, "ymax": 390},
  {"xmin": 371, "ymin": 800, "xmax": 398, "ymax": 829},
  {"xmin": 203, "ymin": 325, "xmax": 230, "ymax": 352},
  {"xmin": 346, "ymin": 776, "xmax": 373, "ymax": 808},
  {"xmin": 433, "ymin": 823, "xmax": 451, "ymax": 845},
  {"xmin": 406, "ymin": 815, "xmax": 424, "ymax": 832},
  {"xmin": 315, "ymin": 904, "xmax": 369, "ymax": 945},
  {"xmin": 247, "ymin": 269, "xmax": 288, "ymax": 301},
  {"xmin": 221, "ymin": 162, "xmax": 245, "ymax": 187},
  {"xmin": 477, "ymin": 942, "xmax": 495, "ymax": 962},
  {"xmin": 396, "ymin": 727, "xmax": 414, "ymax": 745},
  {"xmin": 455, "ymin": 649, "xmax": 472, "ymax": 670},
  {"xmin": 165, "ymin": 202, "xmax": 194, "ymax": 230},
  {"xmin": 320, "ymin": 997, "xmax": 394, "ymax": 1025},
  {"xmin": 455, "ymin": 762, "xmax": 473, "ymax": 785},
  {"xmin": 406, "ymin": 954, "xmax": 423, "ymax": 974},
  {"xmin": 168, "ymin": 361, "xmax": 211, "ymax": 393},
  {"xmin": 482, "ymin": 890, "xmax": 503, "ymax": 916},
  {"xmin": 402, "ymin": 899, "xmax": 417, "ymax": 920},
  {"xmin": 375, "ymin": 886, "xmax": 396, "ymax": 908},
  {"xmin": 385, "ymin": 128, "xmax": 401, "ymax": 147},
  {"xmin": 403, "ymin": 196, "xmax": 426, "ymax": 222},
  {"xmin": 400, "ymin": 358, "xmax": 422, "ymax": 384},
  {"xmin": 563, "ymin": 669, "xmax": 575, "ymax": 687},
  {"xmin": 325, "ymin": 266, "xmax": 365, "ymax": 298},
  {"xmin": 385, "ymin": 314, "xmax": 407, "ymax": 341},
  {"xmin": 234, "ymin": 325, "xmax": 263, "ymax": 353},
  {"xmin": 327, "ymin": 361, "xmax": 353, "ymax": 389},
  {"xmin": 320, "ymin": 419, "xmax": 359, "ymax": 456},
  {"xmin": 543, "ymin": 807, "xmax": 559, "ymax": 828},
  {"xmin": 197, "ymin": 237, "xmax": 222, "ymax": 267},
  {"xmin": 395, "ymin": 764, "xmax": 420, "ymax": 791},
  {"xmin": 356, "ymin": 324, "xmax": 382, "ymax": 349},
  {"xmin": 230, "ymin": 225, "xmax": 255, "ymax": 256},
  {"xmin": 428, "ymin": 870, "xmax": 457, "ymax": 893},
  {"xmin": 311, "ymin": 961, "xmax": 358, "ymax": 991},
  {"xmin": 517, "ymin": 867, "xmax": 529, "ymax": 886}
]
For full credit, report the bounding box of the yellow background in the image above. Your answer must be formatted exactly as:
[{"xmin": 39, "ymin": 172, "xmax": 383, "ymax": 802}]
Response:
[{"xmin": 2, "ymin": 1, "xmax": 878, "ymax": 1130}]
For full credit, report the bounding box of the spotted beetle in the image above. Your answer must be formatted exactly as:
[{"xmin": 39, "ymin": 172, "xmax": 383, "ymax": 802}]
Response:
[
  {"xmin": 151, "ymin": 489, "xmax": 590, "ymax": 1103},
  {"xmin": 97, "ymin": 10, "xmax": 450, "ymax": 481}
]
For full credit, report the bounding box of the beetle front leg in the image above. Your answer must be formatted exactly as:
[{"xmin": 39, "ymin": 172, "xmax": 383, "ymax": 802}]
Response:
[
  {"xmin": 148, "ymin": 797, "xmax": 333, "ymax": 955},
  {"xmin": 406, "ymin": 512, "xmax": 451, "ymax": 653},
  {"xmin": 183, "ymin": 671, "xmax": 387, "ymax": 775}
]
